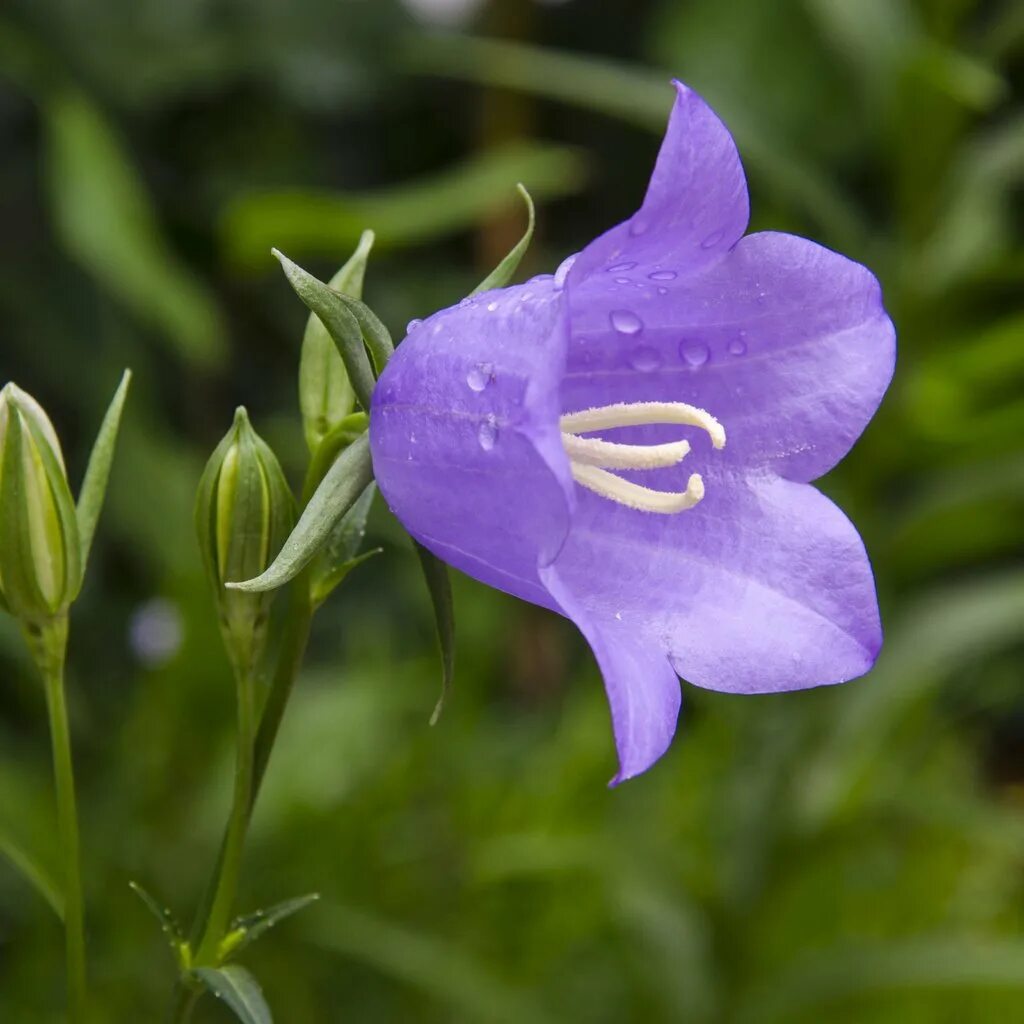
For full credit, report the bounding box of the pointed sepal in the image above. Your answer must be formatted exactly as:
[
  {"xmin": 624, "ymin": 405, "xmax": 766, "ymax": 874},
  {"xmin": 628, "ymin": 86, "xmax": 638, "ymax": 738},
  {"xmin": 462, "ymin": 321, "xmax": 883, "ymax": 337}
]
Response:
[{"xmin": 471, "ymin": 184, "xmax": 535, "ymax": 295}]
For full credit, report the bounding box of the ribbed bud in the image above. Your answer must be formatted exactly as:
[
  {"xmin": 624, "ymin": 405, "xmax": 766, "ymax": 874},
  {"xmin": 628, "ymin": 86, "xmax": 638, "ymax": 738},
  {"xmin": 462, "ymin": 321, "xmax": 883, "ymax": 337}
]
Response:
[
  {"xmin": 0, "ymin": 383, "xmax": 82, "ymax": 623},
  {"xmin": 195, "ymin": 408, "xmax": 295, "ymax": 675}
]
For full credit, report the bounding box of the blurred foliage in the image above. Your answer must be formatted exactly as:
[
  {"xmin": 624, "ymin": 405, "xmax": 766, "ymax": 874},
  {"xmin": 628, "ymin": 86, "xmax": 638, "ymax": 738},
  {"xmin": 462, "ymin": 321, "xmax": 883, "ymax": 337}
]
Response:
[{"xmin": 0, "ymin": 0, "xmax": 1022, "ymax": 1020}]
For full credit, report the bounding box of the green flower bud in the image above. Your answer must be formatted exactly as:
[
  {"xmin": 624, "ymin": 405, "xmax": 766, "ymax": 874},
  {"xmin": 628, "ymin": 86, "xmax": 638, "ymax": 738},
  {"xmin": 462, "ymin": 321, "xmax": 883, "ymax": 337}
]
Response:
[
  {"xmin": 0, "ymin": 383, "xmax": 82, "ymax": 624},
  {"xmin": 196, "ymin": 408, "xmax": 295, "ymax": 675}
]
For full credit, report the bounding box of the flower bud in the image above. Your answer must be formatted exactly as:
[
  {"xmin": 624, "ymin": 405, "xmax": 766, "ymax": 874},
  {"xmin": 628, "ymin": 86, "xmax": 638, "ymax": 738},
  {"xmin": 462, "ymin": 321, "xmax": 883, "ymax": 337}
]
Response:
[
  {"xmin": 0, "ymin": 383, "xmax": 82, "ymax": 623},
  {"xmin": 195, "ymin": 408, "xmax": 295, "ymax": 675}
]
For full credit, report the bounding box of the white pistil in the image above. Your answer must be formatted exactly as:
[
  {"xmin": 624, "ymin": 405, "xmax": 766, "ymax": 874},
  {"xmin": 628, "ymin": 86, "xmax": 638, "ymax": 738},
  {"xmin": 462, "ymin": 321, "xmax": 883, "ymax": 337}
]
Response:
[
  {"xmin": 561, "ymin": 434, "xmax": 691, "ymax": 470},
  {"xmin": 559, "ymin": 401, "xmax": 726, "ymax": 450},
  {"xmin": 559, "ymin": 400, "xmax": 725, "ymax": 515},
  {"xmin": 570, "ymin": 463, "xmax": 706, "ymax": 513}
]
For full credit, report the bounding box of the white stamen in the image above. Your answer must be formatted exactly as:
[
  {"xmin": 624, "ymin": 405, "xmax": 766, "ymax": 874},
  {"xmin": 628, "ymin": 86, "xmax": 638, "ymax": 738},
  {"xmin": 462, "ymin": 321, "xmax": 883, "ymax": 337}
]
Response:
[
  {"xmin": 561, "ymin": 434, "xmax": 691, "ymax": 470},
  {"xmin": 559, "ymin": 401, "xmax": 726, "ymax": 449},
  {"xmin": 570, "ymin": 463, "xmax": 706, "ymax": 514}
]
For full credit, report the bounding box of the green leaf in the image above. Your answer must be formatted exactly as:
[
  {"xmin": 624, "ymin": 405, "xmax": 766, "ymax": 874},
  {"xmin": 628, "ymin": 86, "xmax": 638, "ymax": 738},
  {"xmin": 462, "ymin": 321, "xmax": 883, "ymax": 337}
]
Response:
[
  {"xmin": 76, "ymin": 369, "xmax": 131, "ymax": 571},
  {"xmin": 310, "ymin": 483, "xmax": 379, "ymax": 610},
  {"xmin": 226, "ymin": 434, "xmax": 373, "ymax": 594},
  {"xmin": 218, "ymin": 892, "xmax": 320, "ymax": 960},
  {"xmin": 332, "ymin": 293, "xmax": 394, "ymax": 375},
  {"xmin": 413, "ymin": 541, "xmax": 455, "ymax": 726},
  {"xmin": 275, "ymin": 250, "xmax": 377, "ymax": 411},
  {"xmin": 129, "ymin": 880, "xmax": 190, "ymax": 969},
  {"xmin": 471, "ymin": 184, "xmax": 535, "ymax": 295},
  {"xmin": 44, "ymin": 89, "xmax": 226, "ymax": 369},
  {"xmin": 298, "ymin": 231, "xmax": 373, "ymax": 454},
  {"xmin": 0, "ymin": 831, "xmax": 63, "ymax": 920},
  {"xmin": 193, "ymin": 965, "xmax": 272, "ymax": 1024},
  {"xmin": 221, "ymin": 142, "xmax": 586, "ymax": 268}
]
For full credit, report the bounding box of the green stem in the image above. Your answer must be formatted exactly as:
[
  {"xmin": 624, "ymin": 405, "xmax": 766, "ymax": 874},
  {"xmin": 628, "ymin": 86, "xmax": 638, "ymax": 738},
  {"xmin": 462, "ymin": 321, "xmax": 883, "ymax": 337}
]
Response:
[
  {"xmin": 194, "ymin": 663, "xmax": 256, "ymax": 965},
  {"xmin": 167, "ymin": 980, "xmax": 199, "ymax": 1024},
  {"xmin": 31, "ymin": 616, "xmax": 87, "ymax": 1023}
]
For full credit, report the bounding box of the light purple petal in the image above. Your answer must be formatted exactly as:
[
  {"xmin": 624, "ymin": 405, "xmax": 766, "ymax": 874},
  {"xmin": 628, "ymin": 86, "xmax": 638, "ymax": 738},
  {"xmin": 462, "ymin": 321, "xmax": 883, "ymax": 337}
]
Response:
[
  {"xmin": 541, "ymin": 563, "xmax": 681, "ymax": 784},
  {"xmin": 563, "ymin": 231, "xmax": 895, "ymax": 482},
  {"xmin": 547, "ymin": 474, "xmax": 881, "ymax": 695},
  {"xmin": 570, "ymin": 80, "xmax": 749, "ymax": 284},
  {"xmin": 370, "ymin": 281, "xmax": 573, "ymax": 609}
]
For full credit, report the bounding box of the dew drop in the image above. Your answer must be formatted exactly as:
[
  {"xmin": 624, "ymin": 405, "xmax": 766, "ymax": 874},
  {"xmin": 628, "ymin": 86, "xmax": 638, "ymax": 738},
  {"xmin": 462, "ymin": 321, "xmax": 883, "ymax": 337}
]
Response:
[
  {"xmin": 648, "ymin": 270, "xmax": 677, "ymax": 281},
  {"xmin": 486, "ymin": 301, "xmax": 499, "ymax": 312},
  {"xmin": 466, "ymin": 363, "xmax": 493, "ymax": 392},
  {"xmin": 406, "ymin": 318, "xmax": 422, "ymax": 333},
  {"xmin": 628, "ymin": 218, "xmax": 650, "ymax": 237},
  {"xmin": 701, "ymin": 229, "xmax": 725, "ymax": 249},
  {"xmin": 610, "ymin": 309, "xmax": 643, "ymax": 335},
  {"xmin": 680, "ymin": 342, "xmax": 710, "ymax": 368},
  {"xmin": 614, "ymin": 277, "xmax": 631, "ymax": 285},
  {"xmin": 606, "ymin": 261, "xmax": 637, "ymax": 273},
  {"xmin": 629, "ymin": 346, "xmax": 662, "ymax": 372},
  {"xmin": 657, "ymin": 287, "xmax": 669, "ymax": 295},
  {"xmin": 554, "ymin": 253, "xmax": 578, "ymax": 289},
  {"xmin": 728, "ymin": 338, "xmax": 747, "ymax": 357},
  {"xmin": 478, "ymin": 415, "xmax": 499, "ymax": 451}
]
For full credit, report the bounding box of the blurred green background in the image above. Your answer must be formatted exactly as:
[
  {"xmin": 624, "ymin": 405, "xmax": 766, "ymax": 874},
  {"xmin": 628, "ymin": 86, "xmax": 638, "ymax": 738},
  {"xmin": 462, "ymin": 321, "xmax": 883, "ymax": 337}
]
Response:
[{"xmin": 1, "ymin": 0, "xmax": 1023, "ymax": 1020}]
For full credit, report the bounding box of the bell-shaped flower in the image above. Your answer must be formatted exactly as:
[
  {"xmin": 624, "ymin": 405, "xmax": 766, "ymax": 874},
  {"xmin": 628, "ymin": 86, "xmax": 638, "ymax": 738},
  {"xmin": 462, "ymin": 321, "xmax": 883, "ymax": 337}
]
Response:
[{"xmin": 369, "ymin": 82, "xmax": 896, "ymax": 782}]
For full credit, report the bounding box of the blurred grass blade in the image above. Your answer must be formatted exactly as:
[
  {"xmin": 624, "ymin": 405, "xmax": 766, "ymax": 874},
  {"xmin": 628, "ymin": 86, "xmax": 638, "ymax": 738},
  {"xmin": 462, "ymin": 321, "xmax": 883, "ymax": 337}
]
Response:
[
  {"xmin": 471, "ymin": 184, "xmax": 535, "ymax": 295},
  {"xmin": 0, "ymin": 831, "xmax": 63, "ymax": 920},
  {"xmin": 44, "ymin": 89, "xmax": 226, "ymax": 369},
  {"xmin": 193, "ymin": 966, "xmax": 272, "ymax": 1024},
  {"xmin": 220, "ymin": 893, "xmax": 320, "ymax": 959},
  {"xmin": 222, "ymin": 142, "xmax": 586, "ymax": 269},
  {"xmin": 299, "ymin": 232, "xmax": 373, "ymax": 454},
  {"xmin": 736, "ymin": 938, "xmax": 1024, "ymax": 1024},
  {"xmin": 275, "ymin": 250, "xmax": 377, "ymax": 411},
  {"xmin": 313, "ymin": 905, "xmax": 555, "ymax": 1024},
  {"xmin": 129, "ymin": 880, "xmax": 189, "ymax": 967},
  {"xmin": 227, "ymin": 434, "xmax": 373, "ymax": 594},
  {"xmin": 76, "ymin": 369, "xmax": 131, "ymax": 570},
  {"xmin": 413, "ymin": 541, "xmax": 455, "ymax": 725}
]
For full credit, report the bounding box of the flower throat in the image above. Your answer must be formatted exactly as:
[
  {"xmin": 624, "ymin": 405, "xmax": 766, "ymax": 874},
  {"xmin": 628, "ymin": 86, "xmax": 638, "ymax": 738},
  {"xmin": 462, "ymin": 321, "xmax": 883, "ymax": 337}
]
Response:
[{"xmin": 559, "ymin": 401, "xmax": 726, "ymax": 514}]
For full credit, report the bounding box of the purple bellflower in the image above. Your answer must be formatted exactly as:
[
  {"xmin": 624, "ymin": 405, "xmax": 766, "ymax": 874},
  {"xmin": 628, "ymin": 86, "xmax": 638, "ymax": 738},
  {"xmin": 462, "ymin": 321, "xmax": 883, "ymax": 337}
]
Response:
[{"xmin": 370, "ymin": 82, "xmax": 896, "ymax": 782}]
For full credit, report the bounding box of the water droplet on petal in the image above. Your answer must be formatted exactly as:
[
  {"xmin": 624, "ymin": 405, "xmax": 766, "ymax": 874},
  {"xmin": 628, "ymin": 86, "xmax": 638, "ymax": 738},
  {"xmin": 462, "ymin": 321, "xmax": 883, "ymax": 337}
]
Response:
[
  {"xmin": 406, "ymin": 318, "xmax": 422, "ymax": 333},
  {"xmin": 554, "ymin": 253, "xmax": 578, "ymax": 289},
  {"xmin": 728, "ymin": 338, "xmax": 747, "ymax": 357},
  {"xmin": 648, "ymin": 270, "xmax": 677, "ymax": 281},
  {"xmin": 701, "ymin": 229, "xmax": 725, "ymax": 249},
  {"xmin": 680, "ymin": 342, "xmax": 710, "ymax": 368},
  {"xmin": 466, "ymin": 363, "xmax": 493, "ymax": 392},
  {"xmin": 610, "ymin": 309, "xmax": 643, "ymax": 335},
  {"xmin": 614, "ymin": 277, "xmax": 631, "ymax": 285},
  {"xmin": 478, "ymin": 415, "xmax": 498, "ymax": 451},
  {"xmin": 628, "ymin": 218, "xmax": 650, "ymax": 237},
  {"xmin": 486, "ymin": 301, "xmax": 499, "ymax": 312},
  {"xmin": 459, "ymin": 296, "xmax": 475, "ymax": 308},
  {"xmin": 657, "ymin": 287, "xmax": 669, "ymax": 295},
  {"xmin": 629, "ymin": 346, "xmax": 662, "ymax": 372},
  {"xmin": 607, "ymin": 261, "xmax": 637, "ymax": 273}
]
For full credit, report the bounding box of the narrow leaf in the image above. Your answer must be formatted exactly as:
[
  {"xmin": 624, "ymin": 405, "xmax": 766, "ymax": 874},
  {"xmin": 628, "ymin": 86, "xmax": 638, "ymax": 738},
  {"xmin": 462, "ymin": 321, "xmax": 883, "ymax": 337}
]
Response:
[
  {"xmin": 76, "ymin": 369, "xmax": 131, "ymax": 570},
  {"xmin": 471, "ymin": 184, "xmax": 535, "ymax": 295},
  {"xmin": 334, "ymin": 293, "xmax": 394, "ymax": 374},
  {"xmin": 275, "ymin": 249, "xmax": 376, "ymax": 411},
  {"xmin": 220, "ymin": 893, "xmax": 321, "ymax": 959},
  {"xmin": 0, "ymin": 832, "xmax": 63, "ymax": 919},
  {"xmin": 414, "ymin": 541, "xmax": 455, "ymax": 725},
  {"xmin": 298, "ymin": 231, "xmax": 373, "ymax": 454},
  {"xmin": 226, "ymin": 434, "xmax": 373, "ymax": 594},
  {"xmin": 129, "ymin": 880, "xmax": 190, "ymax": 968},
  {"xmin": 310, "ymin": 482, "xmax": 379, "ymax": 609},
  {"xmin": 193, "ymin": 966, "xmax": 272, "ymax": 1024}
]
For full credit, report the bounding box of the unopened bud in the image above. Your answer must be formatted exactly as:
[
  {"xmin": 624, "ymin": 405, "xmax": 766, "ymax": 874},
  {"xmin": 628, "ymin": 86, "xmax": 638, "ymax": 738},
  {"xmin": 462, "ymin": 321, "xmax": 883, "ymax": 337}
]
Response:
[
  {"xmin": 0, "ymin": 384, "xmax": 82, "ymax": 624},
  {"xmin": 195, "ymin": 408, "xmax": 295, "ymax": 675}
]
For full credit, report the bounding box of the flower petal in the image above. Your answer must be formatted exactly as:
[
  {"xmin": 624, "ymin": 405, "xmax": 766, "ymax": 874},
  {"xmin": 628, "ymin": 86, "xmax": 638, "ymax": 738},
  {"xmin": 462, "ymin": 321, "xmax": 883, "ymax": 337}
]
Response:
[
  {"xmin": 570, "ymin": 81, "xmax": 749, "ymax": 283},
  {"xmin": 370, "ymin": 281, "xmax": 573, "ymax": 609},
  {"xmin": 540, "ymin": 563, "xmax": 681, "ymax": 784},
  {"xmin": 548, "ymin": 474, "xmax": 881, "ymax": 696},
  {"xmin": 563, "ymin": 231, "xmax": 895, "ymax": 482}
]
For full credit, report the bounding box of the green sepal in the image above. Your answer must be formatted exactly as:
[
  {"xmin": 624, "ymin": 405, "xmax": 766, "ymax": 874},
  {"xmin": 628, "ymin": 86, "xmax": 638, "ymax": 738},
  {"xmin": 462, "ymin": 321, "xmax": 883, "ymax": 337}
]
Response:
[
  {"xmin": 227, "ymin": 434, "xmax": 374, "ymax": 594},
  {"xmin": 332, "ymin": 293, "xmax": 394, "ymax": 374},
  {"xmin": 310, "ymin": 483, "xmax": 380, "ymax": 610},
  {"xmin": 129, "ymin": 880, "xmax": 192, "ymax": 971},
  {"xmin": 471, "ymin": 183, "xmax": 535, "ymax": 295},
  {"xmin": 76, "ymin": 368, "xmax": 131, "ymax": 572},
  {"xmin": 217, "ymin": 892, "xmax": 320, "ymax": 962},
  {"xmin": 298, "ymin": 231, "xmax": 373, "ymax": 454},
  {"xmin": 275, "ymin": 249, "xmax": 377, "ymax": 411},
  {"xmin": 192, "ymin": 965, "xmax": 272, "ymax": 1024},
  {"xmin": 414, "ymin": 541, "xmax": 455, "ymax": 725},
  {"xmin": 303, "ymin": 412, "xmax": 368, "ymax": 502}
]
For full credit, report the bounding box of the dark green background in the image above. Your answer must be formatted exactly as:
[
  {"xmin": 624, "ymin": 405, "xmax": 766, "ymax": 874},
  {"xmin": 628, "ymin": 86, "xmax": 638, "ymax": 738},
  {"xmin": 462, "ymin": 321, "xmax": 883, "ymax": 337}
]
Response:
[{"xmin": 1, "ymin": 0, "xmax": 1023, "ymax": 1020}]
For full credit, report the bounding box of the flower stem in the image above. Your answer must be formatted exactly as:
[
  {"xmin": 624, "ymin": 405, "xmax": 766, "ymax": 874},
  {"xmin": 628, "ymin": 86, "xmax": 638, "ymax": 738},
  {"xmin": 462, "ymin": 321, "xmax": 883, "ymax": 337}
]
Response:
[{"xmin": 30, "ymin": 616, "xmax": 87, "ymax": 1023}]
